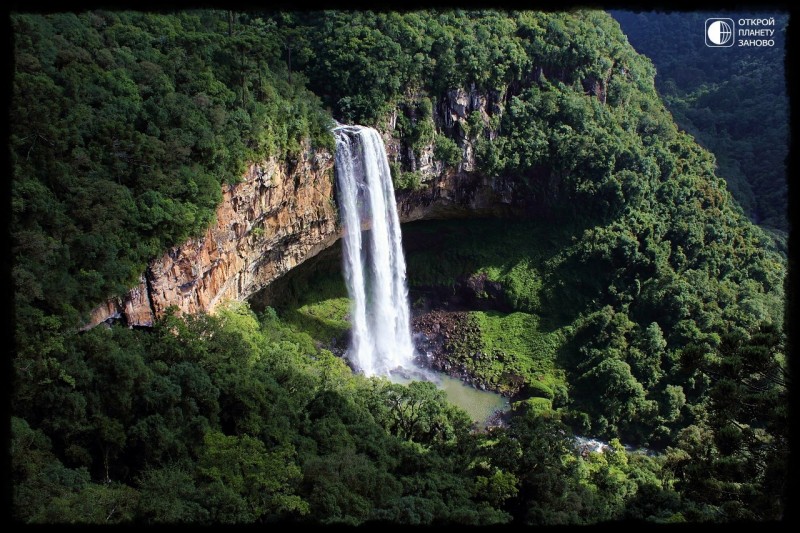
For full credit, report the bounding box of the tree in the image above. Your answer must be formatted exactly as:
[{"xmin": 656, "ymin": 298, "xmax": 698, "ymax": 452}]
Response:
[
  {"xmin": 380, "ymin": 381, "xmax": 472, "ymax": 447},
  {"xmin": 197, "ymin": 431, "xmax": 308, "ymax": 521}
]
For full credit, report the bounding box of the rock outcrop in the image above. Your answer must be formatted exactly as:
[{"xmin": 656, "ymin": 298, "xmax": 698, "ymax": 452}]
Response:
[
  {"xmin": 382, "ymin": 84, "xmax": 502, "ymax": 184},
  {"xmin": 83, "ymin": 148, "xmax": 338, "ymax": 329},
  {"xmin": 387, "ymin": 84, "xmax": 529, "ymax": 221}
]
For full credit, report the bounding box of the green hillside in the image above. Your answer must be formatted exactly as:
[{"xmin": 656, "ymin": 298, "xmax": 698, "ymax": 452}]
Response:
[
  {"xmin": 612, "ymin": 10, "xmax": 789, "ymax": 237},
  {"xmin": 10, "ymin": 9, "xmax": 789, "ymax": 525}
]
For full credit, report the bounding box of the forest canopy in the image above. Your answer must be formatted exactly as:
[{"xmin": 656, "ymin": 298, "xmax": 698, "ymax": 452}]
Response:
[
  {"xmin": 10, "ymin": 9, "xmax": 790, "ymax": 525},
  {"xmin": 612, "ymin": 10, "xmax": 789, "ymax": 237}
]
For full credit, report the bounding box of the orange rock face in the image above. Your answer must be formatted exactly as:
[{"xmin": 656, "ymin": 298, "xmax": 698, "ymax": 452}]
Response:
[
  {"xmin": 85, "ymin": 147, "xmax": 338, "ymax": 328},
  {"xmin": 83, "ymin": 121, "xmax": 524, "ymax": 330}
]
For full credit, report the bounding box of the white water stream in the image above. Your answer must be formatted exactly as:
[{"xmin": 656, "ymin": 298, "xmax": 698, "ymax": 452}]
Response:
[{"xmin": 333, "ymin": 125, "xmax": 415, "ymax": 376}]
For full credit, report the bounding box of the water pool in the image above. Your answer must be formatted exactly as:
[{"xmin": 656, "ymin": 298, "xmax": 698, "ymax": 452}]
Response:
[{"xmin": 391, "ymin": 367, "xmax": 510, "ymax": 427}]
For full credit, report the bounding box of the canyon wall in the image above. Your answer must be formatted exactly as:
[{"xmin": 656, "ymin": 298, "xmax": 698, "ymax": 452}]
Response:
[
  {"xmin": 85, "ymin": 86, "xmax": 530, "ymax": 329},
  {"xmin": 83, "ymin": 148, "xmax": 339, "ymax": 328}
]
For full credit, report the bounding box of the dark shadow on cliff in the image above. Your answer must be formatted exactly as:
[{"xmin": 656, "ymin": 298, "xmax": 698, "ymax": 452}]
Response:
[
  {"xmin": 402, "ymin": 216, "xmax": 595, "ymax": 333},
  {"xmin": 250, "ymin": 242, "xmax": 346, "ymax": 312}
]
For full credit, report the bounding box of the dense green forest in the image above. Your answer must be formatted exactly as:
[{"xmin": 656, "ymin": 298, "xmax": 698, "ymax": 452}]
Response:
[
  {"xmin": 611, "ymin": 11, "xmax": 789, "ymax": 237},
  {"xmin": 10, "ymin": 9, "xmax": 790, "ymax": 524}
]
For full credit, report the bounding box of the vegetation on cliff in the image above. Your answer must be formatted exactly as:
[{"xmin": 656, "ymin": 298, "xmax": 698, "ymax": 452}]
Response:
[
  {"xmin": 11, "ymin": 10, "xmax": 333, "ymax": 329},
  {"xmin": 11, "ymin": 8, "xmax": 789, "ymax": 525}
]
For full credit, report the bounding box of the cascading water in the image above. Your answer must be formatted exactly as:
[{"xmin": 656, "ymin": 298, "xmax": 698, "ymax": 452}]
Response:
[{"xmin": 333, "ymin": 125, "xmax": 416, "ymax": 377}]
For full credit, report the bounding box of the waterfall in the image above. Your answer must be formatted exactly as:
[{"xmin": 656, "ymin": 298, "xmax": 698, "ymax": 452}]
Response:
[{"xmin": 333, "ymin": 125, "xmax": 416, "ymax": 377}]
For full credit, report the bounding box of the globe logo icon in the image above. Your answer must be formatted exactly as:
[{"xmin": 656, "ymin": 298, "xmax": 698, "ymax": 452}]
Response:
[{"xmin": 706, "ymin": 19, "xmax": 735, "ymax": 47}]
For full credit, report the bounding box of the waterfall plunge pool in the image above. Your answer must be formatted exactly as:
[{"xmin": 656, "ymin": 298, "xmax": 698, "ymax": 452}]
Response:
[
  {"xmin": 438, "ymin": 373, "xmax": 510, "ymax": 427},
  {"xmin": 390, "ymin": 367, "xmax": 510, "ymax": 428},
  {"xmin": 331, "ymin": 124, "xmax": 509, "ymax": 428}
]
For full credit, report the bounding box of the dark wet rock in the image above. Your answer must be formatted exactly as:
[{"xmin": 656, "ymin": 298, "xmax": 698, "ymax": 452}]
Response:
[
  {"xmin": 411, "ymin": 306, "xmax": 522, "ymax": 397},
  {"xmin": 484, "ymin": 409, "xmax": 511, "ymax": 430}
]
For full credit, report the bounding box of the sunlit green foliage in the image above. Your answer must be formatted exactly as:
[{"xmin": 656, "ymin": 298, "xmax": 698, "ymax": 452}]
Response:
[
  {"xmin": 11, "ymin": 8, "xmax": 787, "ymax": 526},
  {"xmin": 11, "ymin": 10, "xmax": 334, "ymax": 328},
  {"xmin": 12, "ymin": 303, "xmax": 515, "ymax": 524}
]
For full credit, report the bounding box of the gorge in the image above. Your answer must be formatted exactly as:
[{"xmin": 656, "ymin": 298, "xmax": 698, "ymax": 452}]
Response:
[
  {"xmin": 81, "ymin": 85, "xmax": 520, "ymax": 331},
  {"xmin": 11, "ymin": 9, "xmax": 789, "ymax": 525}
]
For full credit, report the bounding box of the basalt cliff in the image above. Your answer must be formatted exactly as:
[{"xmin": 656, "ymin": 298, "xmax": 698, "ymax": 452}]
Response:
[{"xmin": 84, "ymin": 86, "xmax": 549, "ymax": 329}]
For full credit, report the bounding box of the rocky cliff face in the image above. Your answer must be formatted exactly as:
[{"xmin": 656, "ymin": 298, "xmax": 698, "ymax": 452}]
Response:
[
  {"xmin": 85, "ymin": 85, "xmax": 530, "ymax": 329},
  {"xmin": 389, "ymin": 84, "xmax": 528, "ymax": 220},
  {"xmin": 84, "ymin": 148, "xmax": 338, "ymax": 329},
  {"xmin": 382, "ymin": 84, "xmax": 502, "ymax": 183}
]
